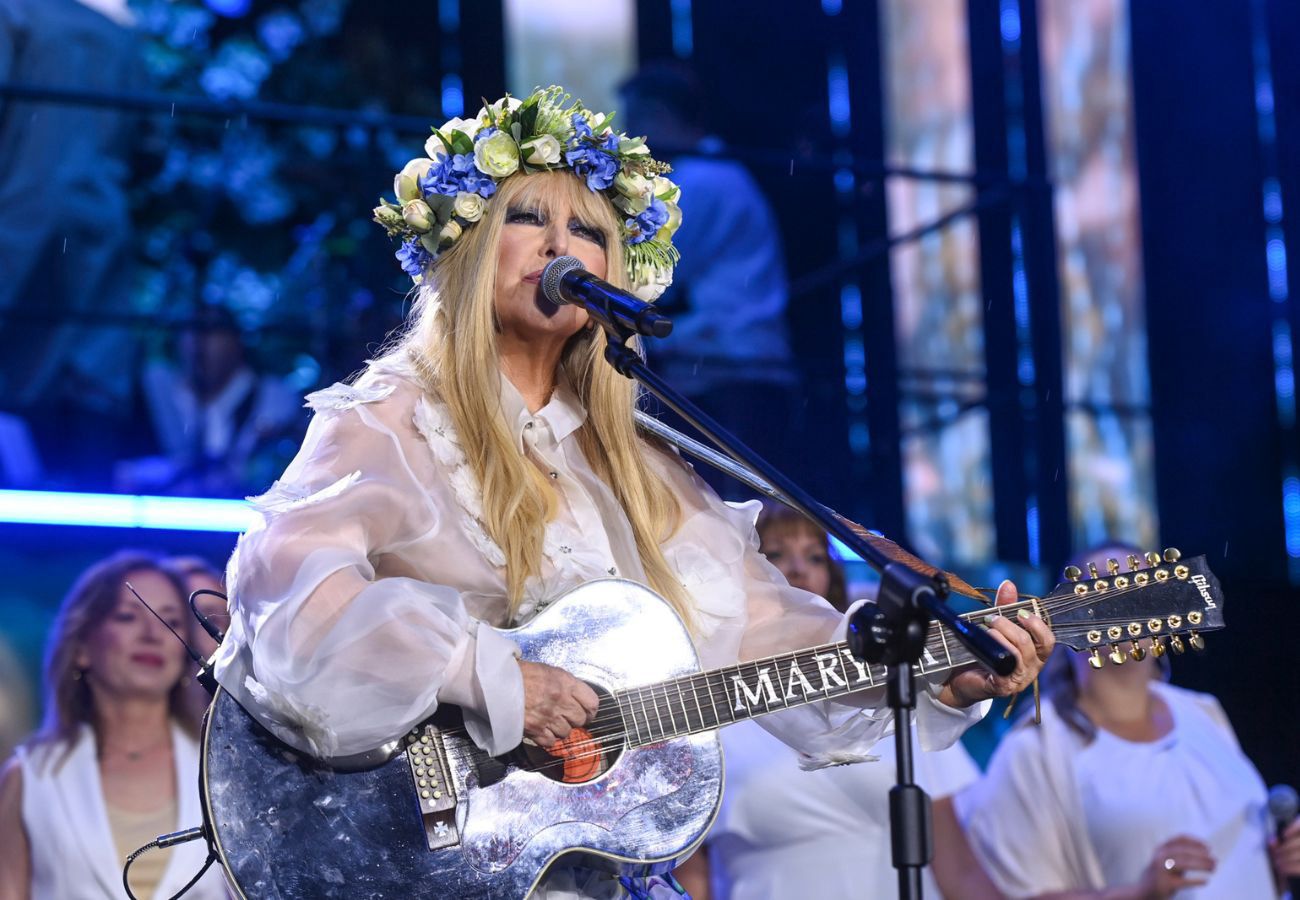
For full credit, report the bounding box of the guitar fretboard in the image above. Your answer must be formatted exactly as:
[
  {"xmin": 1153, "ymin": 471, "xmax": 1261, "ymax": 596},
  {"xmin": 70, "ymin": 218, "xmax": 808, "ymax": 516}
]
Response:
[{"xmin": 610, "ymin": 602, "xmax": 1028, "ymax": 747}]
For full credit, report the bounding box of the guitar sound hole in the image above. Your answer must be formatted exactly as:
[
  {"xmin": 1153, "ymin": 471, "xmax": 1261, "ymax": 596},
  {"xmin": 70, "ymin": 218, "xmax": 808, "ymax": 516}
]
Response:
[{"xmin": 519, "ymin": 684, "xmax": 625, "ymax": 785}]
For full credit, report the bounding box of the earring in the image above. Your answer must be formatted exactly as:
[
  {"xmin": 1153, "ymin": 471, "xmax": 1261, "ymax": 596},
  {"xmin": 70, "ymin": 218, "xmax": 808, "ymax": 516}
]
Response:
[{"xmin": 72, "ymin": 668, "xmax": 85, "ymax": 681}]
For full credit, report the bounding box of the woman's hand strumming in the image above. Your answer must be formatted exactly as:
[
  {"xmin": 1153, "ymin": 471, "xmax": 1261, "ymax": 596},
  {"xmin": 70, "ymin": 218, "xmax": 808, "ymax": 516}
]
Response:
[{"xmin": 518, "ymin": 660, "xmax": 600, "ymax": 750}]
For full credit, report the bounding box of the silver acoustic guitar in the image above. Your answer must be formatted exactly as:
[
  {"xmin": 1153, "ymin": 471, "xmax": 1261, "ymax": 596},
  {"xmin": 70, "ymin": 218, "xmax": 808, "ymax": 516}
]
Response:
[{"xmin": 202, "ymin": 553, "xmax": 1222, "ymax": 898}]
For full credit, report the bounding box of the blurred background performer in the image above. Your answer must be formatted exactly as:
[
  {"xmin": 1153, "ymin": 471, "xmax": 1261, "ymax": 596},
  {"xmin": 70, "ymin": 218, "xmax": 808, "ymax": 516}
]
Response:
[
  {"xmin": 0, "ymin": 551, "xmax": 228, "ymax": 899},
  {"xmin": 674, "ymin": 502, "xmax": 1001, "ymax": 899},
  {"xmin": 956, "ymin": 545, "xmax": 1298, "ymax": 899},
  {"xmin": 617, "ymin": 64, "xmax": 799, "ymax": 498},
  {"xmin": 0, "ymin": 0, "xmax": 145, "ymax": 488},
  {"xmin": 114, "ymin": 306, "xmax": 301, "ymax": 498}
]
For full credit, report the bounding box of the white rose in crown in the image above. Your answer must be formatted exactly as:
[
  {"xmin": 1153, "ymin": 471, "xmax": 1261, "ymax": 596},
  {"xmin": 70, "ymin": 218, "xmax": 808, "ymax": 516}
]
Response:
[
  {"xmin": 424, "ymin": 134, "xmax": 450, "ymax": 161},
  {"xmin": 619, "ymin": 136, "xmax": 651, "ymax": 157},
  {"xmin": 521, "ymin": 134, "xmax": 562, "ymax": 166},
  {"xmin": 453, "ymin": 191, "xmax": 485, "ymax": 222},
  {"xmin": 474, "ymin": 130, "xmax": 521, "ymax": 178},
  {"xmin": 653, "ymin": 176, "xmax": 681, "ymax": 203},
  {"xmin": 394, "ymin": 158, "xmax": 434, "ymax": 203},
  {"xmin": 372, "ymin": 204, "xmax": 404, "ymax": 230},
  {"xmin": 402, "ymin": 199, "xmax": 435, "ymax": 232},
  {"xmin": 477, "ymin": 96, "xmax": 523, "ymax": 121},
  {"xmin": 656, "ymin": 201, "xmax": 682, "ymax": 242},
  {"xmin": 443, "ymin": 116, "xmax": 482, "ymax": 140},
  {"xmin": 613, "ymin": 172, "xmax": 654, "ymax": 215},
  {"xmin": 631, "ymin": 264, "xmax": 674, "ymax": 302},
  {"xmin": 438, "ymin": 218, "xmax": 463, "ymax": 248}
]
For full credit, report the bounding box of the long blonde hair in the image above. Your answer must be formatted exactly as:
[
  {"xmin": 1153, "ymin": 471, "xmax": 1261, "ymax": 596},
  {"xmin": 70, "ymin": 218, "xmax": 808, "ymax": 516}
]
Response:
[{"xmin": 386, "ymin": 171, "xmax": 693, "ymax": 629}]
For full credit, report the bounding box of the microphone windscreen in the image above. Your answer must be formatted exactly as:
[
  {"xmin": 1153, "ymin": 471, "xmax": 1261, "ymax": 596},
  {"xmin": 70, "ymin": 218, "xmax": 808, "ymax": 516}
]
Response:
[
  {"xmin": 541, "ymin": 256, "xmax": 586, "ymax": 305},
  {"xmin": 1269, "ymin": 783, "xmax": 1299, "ymax": 827}
]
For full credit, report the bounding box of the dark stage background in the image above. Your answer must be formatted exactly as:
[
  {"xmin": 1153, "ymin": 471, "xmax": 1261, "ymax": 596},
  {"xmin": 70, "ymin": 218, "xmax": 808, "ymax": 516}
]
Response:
[{"xmin": 0, "ymin": 0, "xmax": 1296, "ymax": 787}]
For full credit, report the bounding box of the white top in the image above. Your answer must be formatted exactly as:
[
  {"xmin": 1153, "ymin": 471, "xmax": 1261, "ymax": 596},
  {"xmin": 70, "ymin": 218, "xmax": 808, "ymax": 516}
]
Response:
[
  {"xmin": 707, "ymin": 721, "xmax": 980, "ymax": 900},
  {"xmin": 956, "ymin": 681, "xmax": 1277, "ymax": 899},
  {"xmin": 213, "ymin": 356, "xmax": 981, "ymax": 763},
  {"xmin": 16, "ymin": 723, "xmax": 228, "ymax": 900}
]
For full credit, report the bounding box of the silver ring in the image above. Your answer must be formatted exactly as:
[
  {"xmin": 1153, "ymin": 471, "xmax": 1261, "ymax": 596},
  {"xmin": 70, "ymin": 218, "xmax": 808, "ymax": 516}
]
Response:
[{"xmin": 1163, "ymin": 857, "xmax": 1178, "ymax": 872}]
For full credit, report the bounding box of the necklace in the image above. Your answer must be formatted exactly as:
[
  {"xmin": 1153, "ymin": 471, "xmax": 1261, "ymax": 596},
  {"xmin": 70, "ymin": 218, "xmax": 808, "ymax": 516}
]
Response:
[{"xmin": 100, "ymin": 735, "xmax": 170, "ymax": 762}]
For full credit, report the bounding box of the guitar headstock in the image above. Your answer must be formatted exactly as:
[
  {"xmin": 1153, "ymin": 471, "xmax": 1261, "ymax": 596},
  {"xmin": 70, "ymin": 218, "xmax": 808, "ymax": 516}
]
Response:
[{"xmin": 1043, "ymin": 548, "xmax": 1224, "ymax": 668}]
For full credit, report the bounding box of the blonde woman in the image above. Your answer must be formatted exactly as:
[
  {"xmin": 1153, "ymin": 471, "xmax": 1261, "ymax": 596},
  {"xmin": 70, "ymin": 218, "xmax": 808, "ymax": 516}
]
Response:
[
  {"xmin": 211, "ymin": 88, "xmax": 1053, "ymax": 898},
  {"xmin": 0, "ymin": 551, "xmax": 228, "ymax": 899}
]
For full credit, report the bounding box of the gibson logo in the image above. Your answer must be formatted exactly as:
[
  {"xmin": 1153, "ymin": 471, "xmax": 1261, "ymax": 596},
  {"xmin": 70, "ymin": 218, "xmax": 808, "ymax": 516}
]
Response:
[{"xmin": 1191, "ymin": 574, "xmax": 1216, "ymax": 608}]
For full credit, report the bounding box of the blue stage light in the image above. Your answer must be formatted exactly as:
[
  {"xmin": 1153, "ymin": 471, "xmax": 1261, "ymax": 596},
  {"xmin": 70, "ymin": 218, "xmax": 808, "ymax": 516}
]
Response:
[
  {"xmin": 670, "ymin": 0, "xmax": 693, "ymax": 58},
  {"xmin": 0, "ymin": 491, "xmax": 257, "ymax": 532},
  {"xmin": 441, "ymin": 74, "xmax": 464, "ymax": 118}
]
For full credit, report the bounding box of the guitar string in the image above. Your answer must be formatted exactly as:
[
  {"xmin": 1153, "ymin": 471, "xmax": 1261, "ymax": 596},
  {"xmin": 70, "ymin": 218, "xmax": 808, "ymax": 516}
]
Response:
[
  {"xmin": 422, "ymin": 580, "xmax": 1215, "ymax": 774},
  {"xmin": 494, "ymin": 578, "xmax": 1211, "ymax": 741},
  {"xmin": 532, "ymin": 569, "xmax": 1210, "ymax": 737},
  {"xmin": 513, "ymin": 610, "xmax": 1202, "ymax": 747},
  {"xmin": 431, "ymin": 622, "xmax": 1201, "ymax": 778}
]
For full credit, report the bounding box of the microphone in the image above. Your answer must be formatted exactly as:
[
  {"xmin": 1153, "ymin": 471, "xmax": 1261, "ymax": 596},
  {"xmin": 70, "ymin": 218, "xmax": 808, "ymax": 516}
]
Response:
[
  {"xmin": 1270, "ymin": 784, "xmax": 1299, "ymax": 898},
  {"xmin": 541, "ymin": 256, "xmax": 673, "ymax": 339}
]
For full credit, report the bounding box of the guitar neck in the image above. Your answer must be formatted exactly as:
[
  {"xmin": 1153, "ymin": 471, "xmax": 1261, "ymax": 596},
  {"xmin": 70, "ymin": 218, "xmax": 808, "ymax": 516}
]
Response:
[{"xmin": 611, "ymin": 601, "xmax": 1026, "ymax": 748}]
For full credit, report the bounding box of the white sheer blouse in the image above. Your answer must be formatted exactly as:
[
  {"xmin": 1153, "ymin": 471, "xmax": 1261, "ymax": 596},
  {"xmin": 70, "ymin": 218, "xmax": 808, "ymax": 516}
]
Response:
[{"xmin": 212, "ymin": 357, "xmax": 980, "ymax": 763}]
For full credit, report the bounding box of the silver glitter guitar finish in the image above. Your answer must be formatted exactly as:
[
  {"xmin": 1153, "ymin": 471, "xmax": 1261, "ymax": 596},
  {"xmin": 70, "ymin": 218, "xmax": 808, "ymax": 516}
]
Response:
[{"xmin": 201, "ymin": 558, "xmax": 1224, "ymax": 899}]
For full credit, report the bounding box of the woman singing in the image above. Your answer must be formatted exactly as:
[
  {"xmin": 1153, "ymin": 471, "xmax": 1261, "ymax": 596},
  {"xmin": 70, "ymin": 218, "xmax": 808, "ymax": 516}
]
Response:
[{"xmin": 210, "ymin": 87, "xmax": 1052, "ymax": 898}]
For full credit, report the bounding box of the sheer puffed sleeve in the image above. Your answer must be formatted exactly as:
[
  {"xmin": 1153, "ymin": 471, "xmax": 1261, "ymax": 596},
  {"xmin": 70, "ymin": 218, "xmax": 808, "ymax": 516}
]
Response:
[
  {"xmin": 212, "ymin": 376, "xmax": 524, "ymax": 758},
  {"xmin": 650, "ymin": 452, "xmax": 985, "ymax": 768}
]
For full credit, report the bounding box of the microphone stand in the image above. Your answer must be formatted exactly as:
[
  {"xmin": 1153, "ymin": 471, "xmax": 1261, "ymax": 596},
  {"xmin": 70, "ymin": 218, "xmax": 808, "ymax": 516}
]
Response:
[{"xmin": 599, "ymin": 327, "xmax": 1015, "ymax": 900}]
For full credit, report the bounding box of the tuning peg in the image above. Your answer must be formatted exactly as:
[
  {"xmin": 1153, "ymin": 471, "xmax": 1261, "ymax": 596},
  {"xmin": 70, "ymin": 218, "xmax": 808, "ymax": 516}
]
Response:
[
  {"xmin": 1127, "ymin": 554, "xmax": 1141, "ymax": 571},
  {"xmin": 1088, "ymin": 648, "xmax": 1105, "ymax": 669},
  {"xmin": 1108, "ymin": 644, "xmax": 1127, "ymax": 666},
  {"xmin": 1088, "ymin": 562, "xmax": 1100, "ymax": 579},
  {"xmin": 1064, "ymin": 565, "xmax": 1082, "ymax": 582},
  {"xmin": 1169, "ymin": 635, "xmax": 1186, "ymax": 654},
  {"xmin": 1188, "ymin": 631, "xmax": 1205, "ymax": 651},
  {"xmin": 1107, "ymin": 558, "xmax": 1120, "ymax": 575},
  {"xmin": 1151, "ymin": 636, "xmax": 1167, "ymax": 657},
  {"xmin": 1163, "ymin": 547, "xmax": 1181, "ymax": 563},
  {"xmin": 1129, "ymin": 640, "xmax": 1146, "ymax": 661}
]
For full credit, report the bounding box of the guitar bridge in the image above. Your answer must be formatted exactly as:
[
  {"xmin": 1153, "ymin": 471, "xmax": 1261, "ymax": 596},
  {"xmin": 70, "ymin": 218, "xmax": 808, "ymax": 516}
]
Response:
[{"xmin": 405, "ymin": 724, "xmax": 459, "ymax": 851}]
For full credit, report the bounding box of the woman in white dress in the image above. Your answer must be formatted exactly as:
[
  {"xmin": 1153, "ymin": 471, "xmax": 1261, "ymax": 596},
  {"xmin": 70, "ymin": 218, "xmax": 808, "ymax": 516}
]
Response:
[
  {"xmin": 957, "ymin": 545, "xmax": 1299, "ymax": 899},
  {"xmin": 0, "ymin": 550, "xmax": 228, "ymax": 899},
  {"xmin": 675, "ymin": 503, "xmax": 1002, "ymax": 899},
  {"xmin": 209, "ymin": 87, "xmax": 1055, "ymax": 898}
]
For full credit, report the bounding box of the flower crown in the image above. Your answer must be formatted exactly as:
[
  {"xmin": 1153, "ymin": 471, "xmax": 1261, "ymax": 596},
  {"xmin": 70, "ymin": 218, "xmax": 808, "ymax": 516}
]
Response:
[{"xmin": 373, "ymin": 86, "xmax": 682, "ymax": 301}]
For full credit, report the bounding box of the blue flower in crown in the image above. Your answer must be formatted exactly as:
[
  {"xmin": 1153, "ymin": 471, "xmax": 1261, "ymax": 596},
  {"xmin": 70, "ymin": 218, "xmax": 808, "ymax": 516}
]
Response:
[
  {"xmin": 375, "ymin": 86, "xmax": 684, "ymax": 300},
  {"xmin": 564, "ymin": 144, "xmax": 620, "ymax": 192},
  {"xmin": 626, "ymin": 197, "xmax": 671, "ymax": 245},
  {"xmin": 570, "ymin": 112, "xmax": 593, "ymax": 141},
  {"xmin": 395, "ymin": 237, "xmax": 433, "ymax": 279}
]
